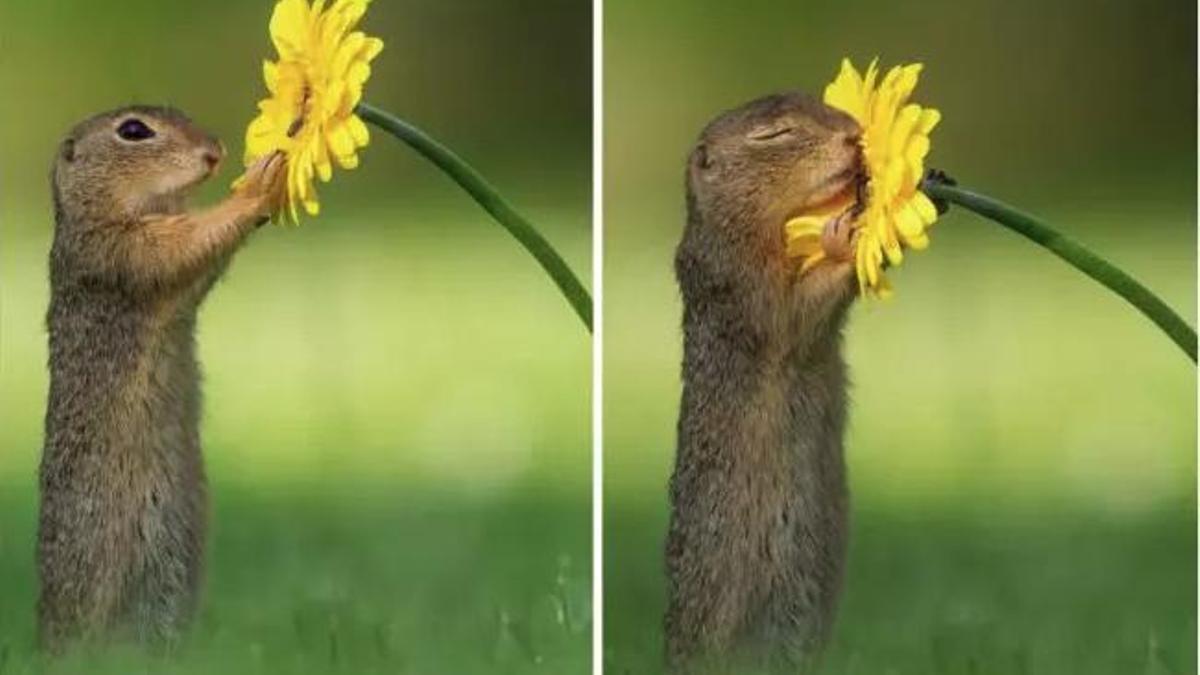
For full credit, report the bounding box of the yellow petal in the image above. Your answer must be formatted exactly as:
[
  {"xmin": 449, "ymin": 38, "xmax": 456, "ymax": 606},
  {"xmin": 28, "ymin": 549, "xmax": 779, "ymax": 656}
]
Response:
[
  {"xmin": 882, "ymin": 159, "xmax": 904, "ymax": 198},
  {"xmin": 332, "ymin": 31, "xmax": 366, "ymax": 76},
  {"xmin": 888, "ymin": 104, "xmax": 921, "ymax": 159},
  {"xmin": 905, "ymin": 230, "xmax": 930, "ymax": 250},
  {"xmin": 911, "ymin": 190, "xmax": 938, "ymax": 224},
  {"xmin": 862, "ymin": 58, "xmax": 880, "ymax": 97},
  {"xmin": 895, "ymin": 64, "xmax": 922, "ymax": 102},
  {"xmin": 785, "ymin": 214, "xmax": 825, "ymax": 237},
  {"xmin": 263, "ymin": 60, "xmax": 280, "ymax": 93},
  {"xmin": 918, "ymin": 108, "xmax": 941, "ymax": 134},
  {"xmin": 362, "ymin": 36, "xmax": 384, "ymax": 61},
  {"xmin": 333, "ymin": 0, "xmax": 368, "ymax": 26},
  {"xmin": 893, "ymin": 201, "xmax": 926, "ymax": 239},
  {"xmin": 347, "ymin": 114, "xmax": 370, "ymax": 147},
  {"xmin": 905, "ymin": 135, "xmax": 930, "ymax": 184},
  {"xmin": 346, "ymin": 60, "xmax": 371, "ymax": 88},
  {"xmin": 270, "ymin": 0, "xmax": 311, "ymax": 59},
  {"xmin": 824, "ymin": 58, "xmax": 867, "ymax": 121},
  {"xmin": 326, "ymin": 122, "xmax": 356, "ymax": 159},
  {"xmin": 322, "ymin": 79, "xmax": 348, "ymax": 118},
  {"xmin": 314, "ymin": 134, "xmax": 333, "ymax": 182},
  {"xmin": 787, "ymin": 233, "xmax": 823, "ymax": 259},
  {"xmin": 799, "ymin": 252, "xmax": 826, "ymax": 274}
]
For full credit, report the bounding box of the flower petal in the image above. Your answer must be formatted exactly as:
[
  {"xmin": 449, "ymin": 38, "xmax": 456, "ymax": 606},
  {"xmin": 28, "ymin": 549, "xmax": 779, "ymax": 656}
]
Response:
[
  {"xmin": 824, "ymin": 58, "xmax": 867, "ymax": 121},
  {"xmin": 802, "ymin": 253, "xmax": 830, "ymax": 274},
  {"xmin": 347, "ymin": 114, "xmax": 370, "ymax": 147},
  {"xmin": 911, "ymin": 190, "xmax": 938, "ymax": 224},
  {"xmin": 270, "ymin": 0, "xmax": 311, "ymax": 59},
  {"xmin": 918, "ymin": 108, "xmax": 941, "ymax": 134}
]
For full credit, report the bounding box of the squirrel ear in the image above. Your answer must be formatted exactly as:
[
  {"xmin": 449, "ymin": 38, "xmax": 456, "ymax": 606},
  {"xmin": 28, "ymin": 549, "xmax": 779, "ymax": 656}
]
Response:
[
  {"xmin": 61, "ymin": 138, "xmax": 76, "ymax": 163},
  {"xmin": 689, "ymin": 144, "xmax": 714, "ymax": 188}
]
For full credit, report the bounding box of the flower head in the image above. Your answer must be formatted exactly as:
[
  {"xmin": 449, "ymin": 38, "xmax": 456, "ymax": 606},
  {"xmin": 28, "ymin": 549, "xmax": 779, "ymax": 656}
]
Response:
[
  {"xmin": 786, "ymin": 58, "xmax": 941, "ymax": 296},
  {"xmin": 240, "ymin": 0, "xmax": 384, "ymax": 223}
]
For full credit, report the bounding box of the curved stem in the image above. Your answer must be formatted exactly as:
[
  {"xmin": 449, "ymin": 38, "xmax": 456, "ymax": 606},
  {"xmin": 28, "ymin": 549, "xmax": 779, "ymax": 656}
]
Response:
[
  {"xmin": 923, "ymin": 181, "xmax": 1196, "ymax": 363},
  {"xmin": 356, "ymin": 102, "xmax": 593, "ymax": 332}
]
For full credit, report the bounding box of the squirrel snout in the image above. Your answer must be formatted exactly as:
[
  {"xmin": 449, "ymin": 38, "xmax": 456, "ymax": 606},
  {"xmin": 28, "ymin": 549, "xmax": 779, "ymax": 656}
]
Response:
[{"xmin": 200, "ymin": 141, "xmax": 224, "ymax": 175}]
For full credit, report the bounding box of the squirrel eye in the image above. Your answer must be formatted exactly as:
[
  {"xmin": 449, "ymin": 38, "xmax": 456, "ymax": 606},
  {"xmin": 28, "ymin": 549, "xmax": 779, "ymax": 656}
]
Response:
[
  {"xmin": 116, "ymin": 118, "xmax": 156, "ymax": 142},
  {"xmin": 747, "ymin": 126, "xmax": 795, "ymax": 142}
]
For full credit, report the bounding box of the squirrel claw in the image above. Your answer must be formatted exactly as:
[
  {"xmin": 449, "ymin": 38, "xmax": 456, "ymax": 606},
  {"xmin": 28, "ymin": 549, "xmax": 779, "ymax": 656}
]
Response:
[
  {"xmin": 820, "ymin": 210, "xmax": 857, "ymax": 263},
  {"xmin": 240, "ymin": 151, "xmax": 284, "ymax": 189}
]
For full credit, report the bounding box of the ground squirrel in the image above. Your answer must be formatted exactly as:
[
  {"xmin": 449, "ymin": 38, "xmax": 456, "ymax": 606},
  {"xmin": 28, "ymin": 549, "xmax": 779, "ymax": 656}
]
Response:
[
  {"xmin": 38, "ymin": 105, "xmax": 282, "ymax": 650},
  {"xmin": 666, "ymin": 92, "xmax": 863, "ymax": 671}
]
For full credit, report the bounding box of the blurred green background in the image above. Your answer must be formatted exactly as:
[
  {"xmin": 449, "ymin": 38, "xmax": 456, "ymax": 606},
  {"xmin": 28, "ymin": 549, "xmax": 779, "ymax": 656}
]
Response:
[
  {"xmin": 0, "ymin": 1, "xmax": 590, "ymax": 673},
  {"xmin": 604, "ymin": 0, "xmax": 1195, "ymax": 673}
]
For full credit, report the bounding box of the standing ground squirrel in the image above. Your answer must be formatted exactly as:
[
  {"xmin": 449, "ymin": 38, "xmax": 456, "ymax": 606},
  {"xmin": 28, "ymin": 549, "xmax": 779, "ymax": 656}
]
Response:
[
  {"xmin": 666, "ymin": 93, "xmax": 863, "ymax": 672},
  {"xmin": 38, "ymin": 105, "xmax": 282, "ymax": 650}
]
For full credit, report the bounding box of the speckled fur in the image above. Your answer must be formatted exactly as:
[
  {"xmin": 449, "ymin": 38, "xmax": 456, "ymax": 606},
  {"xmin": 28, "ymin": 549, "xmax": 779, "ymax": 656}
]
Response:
[
  {"xmin": 666, "ymin": 93, "xmax": 862, "ymax": 672},
  {"xmin": 38, "ymin": 105, "xmax": 278, "ymax": 651}
]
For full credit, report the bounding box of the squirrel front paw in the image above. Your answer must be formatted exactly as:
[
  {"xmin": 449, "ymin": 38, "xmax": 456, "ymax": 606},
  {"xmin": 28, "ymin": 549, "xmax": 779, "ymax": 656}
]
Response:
[
  {"xmin": 820, "ymin": 210, "xmax": 858, "ymax": 264},
  {"xmin": 234, "ymin": 151, "xmax": 286, "ymax": 218}
]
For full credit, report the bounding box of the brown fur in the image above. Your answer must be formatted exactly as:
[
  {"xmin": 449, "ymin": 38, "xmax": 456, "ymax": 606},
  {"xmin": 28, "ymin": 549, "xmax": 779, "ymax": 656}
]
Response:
[
  {"xmin": 38, "ymin": 105, "xmax": 281, "ymax": 651},
  {"xmin": 666, "ymin": 92, "xmax": 863, "ymax": 672}
]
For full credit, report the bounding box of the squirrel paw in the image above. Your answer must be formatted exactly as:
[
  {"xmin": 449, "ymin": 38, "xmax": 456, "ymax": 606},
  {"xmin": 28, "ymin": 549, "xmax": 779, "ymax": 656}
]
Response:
[
  {"xmin": 235, "ymin": 151, "xmax": 286, "ymax": 217},
  {"xmin": 820, "ymin": 210, "xmax": 858, "ymax": 263}
]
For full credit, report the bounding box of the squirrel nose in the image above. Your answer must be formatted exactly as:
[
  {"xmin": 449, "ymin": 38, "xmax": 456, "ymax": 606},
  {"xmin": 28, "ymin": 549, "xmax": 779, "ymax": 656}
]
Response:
[{"xmin": 200, "ymin": 143, "xmax": 224, "ymax": 173}]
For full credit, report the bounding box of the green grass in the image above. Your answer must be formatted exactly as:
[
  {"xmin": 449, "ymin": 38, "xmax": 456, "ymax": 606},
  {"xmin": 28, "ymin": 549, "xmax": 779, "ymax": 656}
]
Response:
[
  {"xmin": 0, "ymin": 482, "xmax": 590, "ymax": 675},
  {"xmin": 604, "ymin": 501, "xmax": 1195, "ymax": 675}
]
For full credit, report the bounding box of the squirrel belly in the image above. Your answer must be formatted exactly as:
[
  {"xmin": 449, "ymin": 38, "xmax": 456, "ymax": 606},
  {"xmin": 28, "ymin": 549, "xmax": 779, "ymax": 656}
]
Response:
[
  {"xmin": 665, "ymin": 282, "xmax": 852, "ymax": 668},
  {"xmin": 39, "ymin": 282, "xmax": 208, "ymax": 646}
]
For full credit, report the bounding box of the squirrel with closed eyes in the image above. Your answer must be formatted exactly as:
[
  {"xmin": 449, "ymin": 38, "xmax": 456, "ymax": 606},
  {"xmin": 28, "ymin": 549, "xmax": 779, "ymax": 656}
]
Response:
[
  {"xmin": 38, "ymin": 105, "xmax": 283, "ymax": 650},
  {"xmin": 666, "ymin": 92, "xmax": 864, "ymax": 672}
]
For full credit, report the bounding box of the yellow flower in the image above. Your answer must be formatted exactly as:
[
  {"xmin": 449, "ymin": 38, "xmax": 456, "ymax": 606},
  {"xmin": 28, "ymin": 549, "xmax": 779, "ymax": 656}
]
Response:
[
  {"xmin": 240, "ymin": 0, "xmax": 384, "ymax": 223},
  {"xmin": 785, "ymin": 58, "xmax": 941, "ymax": 296}
]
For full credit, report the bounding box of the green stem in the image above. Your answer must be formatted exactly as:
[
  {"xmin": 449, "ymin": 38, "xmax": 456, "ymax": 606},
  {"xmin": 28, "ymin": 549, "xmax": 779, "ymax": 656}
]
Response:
[
  {"xmin": 356, "ymin": 101, "xmax": 593, "ymax": 332},
  {"xmin": 923, "ymin": 181, "xmax": 1196, "ymax": 363}
]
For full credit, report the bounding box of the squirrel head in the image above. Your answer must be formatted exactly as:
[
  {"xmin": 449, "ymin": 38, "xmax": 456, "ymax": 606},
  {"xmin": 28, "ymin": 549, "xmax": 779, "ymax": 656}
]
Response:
[
  {"xmin": 52, "ymin": 105, "xmax": 225, "ymax": 227},
  {"xmin": 684, "ymin": 93, "xmax": 861, "ymax": 268},
  {"xmin": 678, "ymin": 93, "xmax": 862, "ymax": 345}
]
